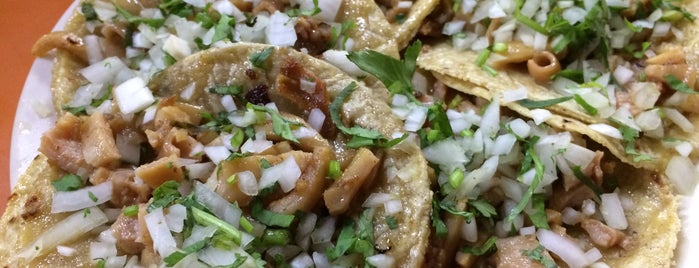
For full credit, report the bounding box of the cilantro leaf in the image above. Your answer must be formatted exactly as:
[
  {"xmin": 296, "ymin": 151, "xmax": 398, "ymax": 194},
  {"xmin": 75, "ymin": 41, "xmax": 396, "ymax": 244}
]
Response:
[
  {"xmin": 163, "ymin": 239, "xmax": 207, "ymax": 266},
  {"xmin": 385, "ymin": 216, "xmax": 398, "ymax": 230},
  {"xmin": 81, "ymin": 2, "xmax": 99, "ymax": 21},
  {"xmin": 52, "ymin": 174, "xmax": 83, "ymax": 191},
  {"xmin": 507, "ymin": 140, "xmax": 544, "ymax": 224},
  {"xmin": 211, "ymin": 14, "xmax": 235, "ymax": 43},
  {"xmin": 517, "ymin": 96, "xmax": 573, "ymax": 109},
  {"xmin": 619, "ymin": 125, "xmax": 654, "ymax": 162},
  {"xmin": 61, "ymin": 105, "xmax": 88, "ymax": 115},
  {"xmin": 285, "ymin": 0, "xmax": 321, "ymax": 17},
  {"xmin": 329, "ymin": 20, "xmax": 356, "ymax": 50},
  {"xmin": 250, "ymin": 199, "xmax": 295, "ymax": 227},
  {"xmin": 209, "ymin": 85, "xmax": 243, "ymax": 96},
  {"xmin": 329, "ymin": 83, "xmax": 406, "ymax": 148},
  {"xmin": 572, "ymin": 94, "xmax": 598, "ymax": 115},
  {"xmin": 529, "ymin": 194, "xmax": 549, "ymax": 229},
  {"xmin": 357, "ymin": 208, "xmax": 375, "ymax": 242},
  {"xmin": 431, "ymin": 199, "xmax": 449, "ymax": 238},
  {"xmin": 248, "ymin": 103, "xmax": 301, "ymax": 143},
  {"xmin": 469, "ymin": 198, "xmax": 497, "ymax": 218},
  {"xmin": 148, "ymin": 181, "xmax": 181, "ymax": 212},
  {"xmin": 460, "ymin": 236, "xmax": 498, "ymax": 256},
  {"xmin": 439, "ymin": 199, "xmax": 474, "ymax": 220},
  {"xmin": 666, "ymin": 74, "xmax": 699, "ymax": 94},
  {"xmin": 521, "ymin": 245, "xmax": 558, "ymax": 268},
  {"xmin": 115, "ymin": 5, "xmax": 165, "ymax": 28},
  {"xmin": 347, "ymin": 40, "xmax": 422, "ymax": 101},
  {"xmin": 249, "ymin": 47, "xmax": 274, "ymax": 69}
]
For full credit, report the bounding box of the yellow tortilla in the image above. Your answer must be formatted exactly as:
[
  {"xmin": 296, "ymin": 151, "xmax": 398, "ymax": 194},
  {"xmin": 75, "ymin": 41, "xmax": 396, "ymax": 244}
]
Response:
[{"xmin": 376, "ymin": 0, "xmax": 440, "ymax": 50}]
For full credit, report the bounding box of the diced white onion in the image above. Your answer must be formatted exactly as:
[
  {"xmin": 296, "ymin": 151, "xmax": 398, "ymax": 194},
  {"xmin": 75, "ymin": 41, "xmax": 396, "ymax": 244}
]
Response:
[
  {"xmin": 221, "ymin": 95, "xmax": 237, "ymax": 112},
  {"xmin": 665, "ymin": 156, "xmax": 699, "ymax": 195},
  {"xmin": 412, "ymin": 72, "xmax": 429, "ymax": 95},
  {"xmin": 490, "ymin": 134, "xmax": 517, "ymax": 156},
  {"xmin": 312, "ymin": 252, "xmax": 331, "ymax": 268},
  {"xmin": 321, "ymin": 50, "xmax": 366, "ymax": 76},
  {"xmin": 366, "ymin": 254, "xmax": 395, "ymax": 268},
  {"xmin": 530, "ymin": 109, "xmax": 551, "ymax": 125},
  {"xmin": 675, "ymin": 142, "xmax": 693, "ymax": 157},
  {"xmin": 502, "ymin": 86, "xmax": 528, "ymax": 103},
  {"xmin": 162, "ymin": 34, "xmax": 191, "ymax": 61},
  {"xmin": 183, "ymin": 225, "xmax": 218, "ymax": 248},
  {"xmin": 561, "ymin": 207, "xmax": 585, "ymax": 225},
  {"xmin": 145, "ymin": 207, "xmax": 177, "ymax": 257},
  {"xmin": 80, "ymin": 57, "xmax": 127, "ymax": 84},
  {"xmin": 612, "ymin": 65, "xmax": 634, "ymax": 85},
  {"xmin": 384, "ymin": 200, "xmax": 403, "ymax": 215},
  {"xmin": 519, "ymin": 226, "xmax": 536, "ymax": 236},
  {"xmin": 599, "ymin": 192, "xmax": 628, "ymax": 230},
  {"xmin": 290, "ymin": 252, "xmax": 314, "ymax": 268},
  {"xmin": 308, "ymin": 108, "xmax": 326, "ymax": 132},
  {"xmin": 363, "ymin": 193, "xmax": 393, "ymax": 208},
  {"xmin": 84, "ymin": 35, "xmax": 104, "ymax": 64},
  {"xmin": 199, "ymin": 247, "xmax": 255, "ymax": 267},
  {"xmin": 585, "ymin": 248, "xmax": 603, "ymax": 264},
  {"xmin": 204, "ymin": 145, "xmax": 232, "ymax": 165},
  {"xmin": 165, "ymin": 204, "xmax": 187, "ymax": 233},
  {"xmin": 443, "ymin": 20, "xmax": 466, "ymax": 36},
  {"xmin": 266, "ymin": 11, "xmax": 297, "ymax": 46},
  {"xmin": 563, "ymin": 143, "xmax": 596, "ymax": 169},
  {"xmin": 237, "ymin": 171, "xmax": 259, "ymax": 196},
  {"xmin": 589, "ymin": 123, "xmax": 623, "ymax": 139},
  {"xmin": 114, "ymin": 77, "xmax": 155, "ymax": 114},
  {"xmin": 259, "ymin": 156, "xmax": 302, "ymax": 192},
  {"xmin": 663, "ymin": 108, "xmax": 695, "ymax": 133},
  {"xmin": 461, "ymin": 218, "xmax": 478, "ymax": 242},
  {"xmin": 480, "ymin": 99, "xmax": 500, "ymax": 136},
  {"xmin": 506, "ymin": 118, "xmax": 531, "ymax": 138},
  {"xmin": 90, "ymin": 241, "xmax": 117, "ymax": 260},
  {"xmin": 537, "ymin": 229, "xmax": 590, "ymax": 268},
  {"xmin": 185, "ymin": 162, "xmax": 216, "ymax": 180},
  {"xmin": 652, "ymin": 21, "xmax": 671, "ymax": 37},
  {"xmin": 52, "ymin": 181, "xmax": 113, "ymax": 213},
  {"xmin": 240, "ymin": 138, "xmax": 273, "ymax": 154},
  {"xmin": 404, "ymin": 106, "xmax": 428, "ymax": 132},
  {"xmin": 635, "ymin": 109, "xmax": 662, "ymax": 131},
  {"xmin": 311, "ymin": 217, "xmax": 336, "ymax": 244},
  {"xmin": 423, "ymin": 138, "xmax": 468, "ymax": 172},
  {"xmin": 581, "ymin": 199, "xmax": 596, "ymax": 216},
  {"xmin": 606, "ymin": 0, "xmax": 630, "ymax": 8},
  {"xmin": 56, "ymin": 245, "xmax": 77, "ymax": 257},
  {"xmin": 194, "ymin": 182, "xmax": 242, "ymax": 227}
]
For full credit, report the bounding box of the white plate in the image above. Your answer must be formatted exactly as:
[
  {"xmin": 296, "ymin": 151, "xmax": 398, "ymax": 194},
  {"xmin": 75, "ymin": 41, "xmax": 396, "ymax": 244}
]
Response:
[{"xmin": 7, "ymin": 1, "xmax": 699, "ymax": 266}]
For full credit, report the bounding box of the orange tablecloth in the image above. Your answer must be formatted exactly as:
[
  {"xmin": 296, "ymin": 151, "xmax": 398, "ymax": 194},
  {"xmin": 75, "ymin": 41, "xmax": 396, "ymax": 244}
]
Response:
[{"xmin": 0, "ymin": 0, "xmax": 75, "ymax": 214}]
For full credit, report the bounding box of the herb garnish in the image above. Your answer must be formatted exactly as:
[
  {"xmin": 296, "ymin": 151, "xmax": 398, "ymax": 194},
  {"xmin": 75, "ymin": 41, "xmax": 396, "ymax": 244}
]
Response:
[
  {"xmin": 460, "ymin": 236, "xmax": 497, "ymax": 256},
  {"xmin": 285, "ymin": 0, "xmax": 321, "ymax": 17},
  {"xmin": 522, "ymin": 245, "xmax": 558, "ymax": 268},
  {"xmin": 347, "ymin": 41, "xmax": 422, "ymax": 101},
  {"xmin": 52, "ymin": 174, "xmax": 83, "ymax": 191},
  {"xmin": 517, "ymin": 96, "xmax": 573, "ymax": 109},
  {"xmin": 249, "ymin": 47, "xmax": 274, "ymax": 69},
  {"xmin": 666, "ymin": 74, "xmax": 699, "ymax": 94}
]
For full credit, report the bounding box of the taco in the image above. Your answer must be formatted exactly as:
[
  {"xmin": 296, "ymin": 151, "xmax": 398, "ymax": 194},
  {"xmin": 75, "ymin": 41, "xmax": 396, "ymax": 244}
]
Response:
[
  {"xmin": 413, "ymin": 0, "xmax": 699, "ymax": 175},
  {"xmin": 31, "ymin": 0, "xmax": 402, "ymax": 116},
  {"xmin": 376, "ymin": 67, "xmax": 679, "ymax": 267},
  {"xmin": 0, "ymin": 43, "xmax": 432, "ymax": 267}
]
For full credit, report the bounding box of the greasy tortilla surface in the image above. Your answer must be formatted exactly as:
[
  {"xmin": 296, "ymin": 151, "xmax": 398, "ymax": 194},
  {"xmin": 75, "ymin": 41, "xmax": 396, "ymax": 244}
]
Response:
[
  {"xmin": 425, "ymin": 72, "xmax": 680, "ymax": 267},
  {"xmin": 417, "ymin": 43, "xmax": 699, "ymax": 172},
  {"xmin": 150, "ymin": 43, "xmax": 433, "ymax": 265},
  {"xmin": 378, "ymin": 0, "xmax": 440, "ymax": 50}
]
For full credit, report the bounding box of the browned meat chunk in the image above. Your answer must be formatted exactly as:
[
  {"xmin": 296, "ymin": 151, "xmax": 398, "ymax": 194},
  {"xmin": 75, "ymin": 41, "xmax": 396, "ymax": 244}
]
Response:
[
  {"xmin": 490, "ymin": 235, "xmax": 552, "ymax": 268},
  {"xmin": 39, "ymin": 113, "xmax": 89, "ymax": 175},
  {"xmin": 110, "ymin": 169, "xmax": 152, "ymax": 207},
  {"xmin": 323, "ymin": 148, "xmax": 381, "ymax": 215},
  {"xmin": 111, "ymin": 213, "xmax": 145, "ymax": 255},
  {"xmin": 294, "ymin": 17, "xmax": 332, "ymax": 56},
  {"xmin": 581, "ymin": 219, "xmax": 626, "ymax": 249},
  {"xmin": 253, "ymin": 0, "xmax": 288, "ymax": 13},
  {"xmin": 135, "ymin": 154, "xmax": 185, "ymax": 188},
  {"xmin": 269, "ymin": 146, "xmax": 332, "ymax": 214},
  {"xmin": 82, "ymin": 112, "xmax": 121, "ymax": 168}
]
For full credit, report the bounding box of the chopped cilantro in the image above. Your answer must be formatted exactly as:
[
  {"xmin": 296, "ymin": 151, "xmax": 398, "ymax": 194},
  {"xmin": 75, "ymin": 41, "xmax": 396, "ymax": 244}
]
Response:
[
  {"xmin": 385, "ymin": 215, "xmax": 398, "ymax": 230},
  {"xmin": 81, "ymin": 2, "xmax": 99, "ymax": 21},
  {"xmin": 115, "ymin": 5, "xmax": 165, "ymax": 28},
  {"xmin": 250, "ymin": 199, "xmax": 295, "ymax": 227},
  {"xmin": 148, "ymin": 181, "xmax": 181, "ymax": 212},
  {"xmin": 529, "ymin": 194, "xmax": 549, "ymax": 229},
  {"xmin": 88, "ymin": 191, "xmax": 98, "ymax": 202},
  {"xmin": 83, "ymin": 208, "xmax": 91, "ymax": 218},
  {"xmin": 347, "ymin": 41, "xmax": 422, "ymax": 101},
  {"xmin": 619, "ymin": 125, "xmax": 654, "ymax": 162},
  {"xmin": 248, "ymin": 103, "xmax": 301, "ymax": 143},
  {"xmin": 211, "ymin": 14, "xmax": 235, "ymax": 43},
  {"xmin": 159, "ymin": 0, "xmax": 194, "ymax": 17},
  {"xmin": 666, "ymin": 74, "xmax": 699, "ymax": 94},
  {"xmin": 259, "ymin": 158, "xmax": 272, "ymax": 169},
  {"xmin": 517, "ymin": 96, "xmax": 573, "ymax": 109},
  {"xmin": 439, "ymin": 199, "xmax": 474, "ymax": 220},
  {"xmin": 191, "ymin": 206, "xmax": 242, "ymax": 245},
  {"xmin": 572, "ymin": 94, "xmax": 598, "ymax": 115},
  {"xmin": 469, "ymin": 198, "xmax": 497, "ymax": 218},
  {"xmin": 163, "ymin": 50, "xmax": 177, "ymax": 66},
  {"xmin": 522, "ymin": 245, "xmax": 558, "ymax": 268},
  {"xmin": 460, "ymin": 236, "xmax": 498, "ymax": 256},
  {"xmin": 209, "ymin": 85, "xmax": 243, "ymax": 96},
  {"xmin": 61, "ymin": 105, "xmax": 88, "ymax": 115},
  {"xmin": 572, "ymin": 166, "xmax": 603, "ymax": 197},
  {"xmin": 249, "ymin": 47, "xmax": 274, "ymax": 69},
  {"xmin": 285, "ymin": 0, "xmax": 321, "ymax": 17},
  {"xmin": 122, "ymin": 205, "xmax": 139, "ymax": 217},
  {"xmin": 507, "ymin": 140, "xmax": 544, "ymax": 224},
  {"xmin": 431, "ymin": 198, "xmax": 449, "ymax": 238},
  {"xmin": 163, "ymin": 239, "xmax": 207, "ymax": 266},
  {"xmin": 52, "ymin": 174, "xmax": 83, "ymax": 191}
]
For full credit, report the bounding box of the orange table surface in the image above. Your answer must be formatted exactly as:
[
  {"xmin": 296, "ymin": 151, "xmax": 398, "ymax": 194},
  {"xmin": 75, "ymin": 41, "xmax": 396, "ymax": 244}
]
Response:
[{"xmin": 0, "ymin": 0, "xmax": 75, "ymax": 214}]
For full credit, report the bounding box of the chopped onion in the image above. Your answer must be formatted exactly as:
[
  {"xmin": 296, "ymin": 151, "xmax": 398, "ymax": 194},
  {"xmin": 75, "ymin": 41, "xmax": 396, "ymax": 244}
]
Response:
[
  {"xmin": 114, "ymin": 77, "xmax": 155, "ymax": 114},
  {"xmin": 366, "ymin": 254, "xmax": 395, "ymax": 268},
  {"xmin": 116, "ymin": 133, "xmax": 140, "ymax": 165},
  {"xmin": 363, "ymin": 193, "xmax": 393, "ymax": 208},
  {"xmin": 308, "ymin": 108, "xmax": 326, "ymax": 132},
  {"xmin": 599, "ymin": 192, "xmax": 628, "ymax": 230},
  {"xmin": 312, "ymin": 252, "xmax": 331, "ymax": 268},
  {"xmin": 141, "ymin": 105, "xmax": 157, "ymax": 125},
  {"xmin": 292, "ymin": 127, "xmax": 318, "ymax": 139},
  {"xmin": 199, "ymin": 246, "xmax": 255, "ymax": 267},
  {"xmin": 185, "ymin": 162, "xmax": 215, "ymax": 180},
  {"xmin": 412, "ymin": 72, "xmax": 429, "ymax": 95},
  {"xmin": 480, "ymin": 99, "xmax": 500, "ymax": 136},
  {"xmin": 502, "ymin": 86, "xmax": 528, "ymax": 103},
  {"xmin": 675, "ymin": 141, "xmax": 693, "ymax": 157},
  {"xmin": 240, "ymin": 138, "xmax": 273, "ymax": 154},
  {"xmin": 221, "ymin": 95, "xmax": 237, "ymax": 112},
  {"xmin": 561, "ymin": 207, "xmax": 585, "ymax": 225},
  {"xmin": 183, "ymin": 225, "xmax": 218, "ymax": 248},
  {"xmin": 52, "ymin": 181, "xmax": 113, "ymax": 213},
  {"xmin": 145, "ymin": 208, "xmax": 177, "ymax": 257},
  {"xmin": 652, "ymin": 21, "xmax": 671, "ymax": 37},
  {"xmin": 581, "ymin": 199, "xmax": 596, "ymax": 216},
  {"xmin": 506, "ymin": 118, "xmax": 531, "ymax": 138},
  {"xmin": 585, "ymin": 247, "xmax": 603, "ymax": 264},
  {"xmin": 384, "ymin": 200, "xmax": 403, "ymax": 215},
  {"xmin": 490, "ymin": 134, "xmax": 517, "ymax": 156},
  {"xmin": 204, "ymin": 145, "xmax": 232, "ymax": 165},
  {"xmin": 589, "ymin": 123, "xmax": 623, "ymax": 139},
  {"xmin": 321, "ymin": 50, "xmax": 365, "ymax": 76},
  {"xmin": 266, "ymin": 11, "xmax": 297, "ymax": 46},
  {"xmin": 90, "ymin": 240, "xmax": 117, "ymax": 260},
  {"xmin": 237, "ymin": 171, "xmax": 259, "ymax": 196},
  {"xmin": 311, "ymin": 217, "xmax": 336, "ymax": 244},
  {"xmin": 530, "ymin": 109, "xmax": 551, "ymax": 125},
  {"xmin": 461, "ymin": 218, "xmax": 478, "ymax": 242},
  {"xmin": 663, "ymin": 107, "xmax": 695, "ymax": 133},
  {"xmin": 259, "ymin": 156, "xmax": 302, "ymax": 192},
  {"xmin": 563, "ymin": 143, "xmax": 596, "ymax": 168},
  {"xmin": 589, "ymin": 262, "xmax": 611, "ymax": 268},
  {"xmin": 194, "ymin": 182, "xmax": 242, "ymax": 227},
  {"xmin": 80, "ymin": 57, "xmax": 127, "ymax": 84},
  {"xmin": 165, "ymin": 204, "xmax": 187, "ymax": 233},
  {"xmin": 19, "ymin": 207, "xmax": 108, "ymax": 261},
  {"xmin": 635, "ymin": 109, "xmax": 662, "ymax": 131},
  {"xmin": 404, "ymin": 106, "xmax": 428, "ymax": 132},
  {"xmin": 612, "ymin": 65, "xmax": 634, "ymax": 85},
  {"xmin": 443, "ymin": 20, "xmax": 466, "ymax": 36},
  {"xmin": 84, "ymin": 35, "xmax": 104, "ymax": 64},
  {"xmin": 537, "ymin": 229, "xmax": 590, "ymax": 268},
  {"xmin": 423, "ymin": 138, "xmax": 468, "ymax": 172},
  {"xmin": 56, "ymin": 245, "xmax": 77, "ymax": 257},
  {"xmin": 212, "ymin": 0, "xmax": 246, "ymax": 21},
  {"xmin": 290, "ymin": 252, "xmax": 314, "ymax": 268},
  {"xmin": 297, "ymin": 213, "xmax": 318, "ymax": 245},
  {"xmin": 162, "ymin": 34, "xmax": 191, "ymax": 61},
  {"xmin": 665, "ymin": 156, "xmax": 699, "ymax": 195},
  {"xmin": 519, "ymin": 226, "xmax": 536, "ymax": 236}
]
